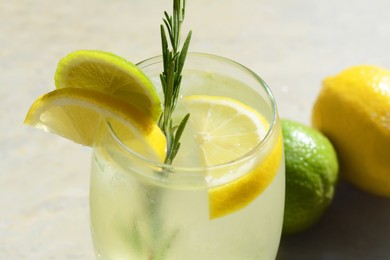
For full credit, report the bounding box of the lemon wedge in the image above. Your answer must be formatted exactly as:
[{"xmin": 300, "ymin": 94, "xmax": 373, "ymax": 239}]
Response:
[
  {"xmin": 182, "ymin": 95, "xmax": 283, "ymax": 219},
  {"xmin": 54, "ymin": 50, "xmax": 162, "ymax": 121},
  {"xmin": 24, "ymin": 88, "xmax": 166, "ymax": 161}
]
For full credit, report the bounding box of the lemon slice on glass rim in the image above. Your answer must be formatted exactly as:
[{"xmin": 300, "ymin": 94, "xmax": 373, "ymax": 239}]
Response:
[
  {"xmin": 24, "ymin": 88, "xmax": 166, "ymax": 162},
  {"xmin": 182, "ymin": 95, "xmax": 283, "ymax": 219},
  {"xmin": 54, "ymin": 50, "xmax": 162, "ymax": 121}
]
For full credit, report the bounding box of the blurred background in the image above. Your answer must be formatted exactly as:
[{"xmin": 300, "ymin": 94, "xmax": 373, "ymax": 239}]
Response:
[{"xmin": 1, "ymin": 0, "xmax": 389, "ymax": 259}]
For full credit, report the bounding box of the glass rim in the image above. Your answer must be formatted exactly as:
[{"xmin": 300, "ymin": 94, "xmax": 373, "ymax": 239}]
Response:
[{"xmin": 107, "ymin": 52, "xmax": 278, "ymax": 172}]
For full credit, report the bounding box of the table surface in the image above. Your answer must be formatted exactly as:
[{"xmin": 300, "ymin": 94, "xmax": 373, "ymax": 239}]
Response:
[{"xmin": 1, "ymin": 0, "xmax": 390, "ymax": 259}]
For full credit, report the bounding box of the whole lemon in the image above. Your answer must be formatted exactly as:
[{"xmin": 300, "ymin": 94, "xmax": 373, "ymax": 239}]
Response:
[
  {"xmin": 281, "ymin": 119, "xmax": 338, "ymax": 235},
  {"xmin": 312, "ymin": 65, "xmax": 390, "ymax": 197}
]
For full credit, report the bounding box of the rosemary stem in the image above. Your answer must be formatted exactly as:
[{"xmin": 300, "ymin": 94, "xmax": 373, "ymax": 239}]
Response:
[{"xmin": 158, "ymin": 0, "xmax": 191, "ymax": 164}]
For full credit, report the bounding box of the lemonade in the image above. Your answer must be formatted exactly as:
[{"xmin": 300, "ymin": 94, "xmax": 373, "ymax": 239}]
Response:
[
  {"xmin": 89, "ymin": 54, "xmax": 285, "ymax": 259},
  {"xmin": 24, "ymin": 1, "xmax": 286, "ymax": 258}
]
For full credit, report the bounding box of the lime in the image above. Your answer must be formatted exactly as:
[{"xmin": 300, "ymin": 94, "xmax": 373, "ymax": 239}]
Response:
[
  {"xmin": 54, "ymin": 50, "xmax": 162, "ymax": 121},
  {"xmin": 282, "ymin": 119, "xmax": 338, "ymax": 235},
  {"xmin": 182, "ymin": 95, "xmax": 283, "ymax": 219},
  {"xmin": 312, "ymin": 65, "xmax": 390, "ymax": 197},
  {"xmin": 24, "ymin": 88, "xmax": 166, "ymax": 162}
]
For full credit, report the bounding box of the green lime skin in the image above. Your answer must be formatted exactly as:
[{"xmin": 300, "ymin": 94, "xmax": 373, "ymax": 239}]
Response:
[{"xmin": 281, "ymin": 119, "xmax": 338, "ymax": 235}]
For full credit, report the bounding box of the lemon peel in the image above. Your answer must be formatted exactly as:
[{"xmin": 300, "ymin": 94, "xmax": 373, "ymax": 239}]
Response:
[{"xmin": 209, "ymin": 135, "xmax": 283, "ymax": 219}]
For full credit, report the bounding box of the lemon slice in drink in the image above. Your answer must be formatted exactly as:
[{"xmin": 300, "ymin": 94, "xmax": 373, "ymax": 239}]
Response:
[
  {"xmin": 54, "ymin": 50, "xmax": 161, "ymax": 121},
  {"xmin": 24, "ymin": 88, "xmax": 166, "ymax": 161},
  {"xmin": 183, "ymin": 95, "xmax": 283, "ymax": 219}
]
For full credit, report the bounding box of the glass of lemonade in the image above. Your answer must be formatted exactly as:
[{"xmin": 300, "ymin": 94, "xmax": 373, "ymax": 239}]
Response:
[{"xmin": 90, "ymin": 53, "xmax": 285, "ymax": 259}]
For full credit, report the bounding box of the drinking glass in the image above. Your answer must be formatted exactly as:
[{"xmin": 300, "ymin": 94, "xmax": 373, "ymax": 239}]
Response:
[{"xmin": 90, "ymin": 53, "xmax": 285, "ymax": 259}]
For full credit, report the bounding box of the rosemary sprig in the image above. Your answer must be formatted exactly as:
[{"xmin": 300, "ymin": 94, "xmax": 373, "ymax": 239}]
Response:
[{"xmin": 158, "ymin": 0, "xmax": 192, "ymax": 164}]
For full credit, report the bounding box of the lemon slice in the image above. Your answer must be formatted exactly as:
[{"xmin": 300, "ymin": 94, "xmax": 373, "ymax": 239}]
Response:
[
  {"xmin": 54, "ymin": 50, "xmax": 162, "ymax": 121},
  {"xmin": 183, "ymin": 95, "xmax": 283, "ymax": 219},
  {"xmin": 24, "ymin": 88, "xmax": 166, "ymax": 161}
]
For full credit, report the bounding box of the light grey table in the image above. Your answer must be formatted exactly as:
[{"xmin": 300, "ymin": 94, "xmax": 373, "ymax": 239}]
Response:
[{"xmin": 1, "ymin": 0, "xmax": 389, "ymax": 259}]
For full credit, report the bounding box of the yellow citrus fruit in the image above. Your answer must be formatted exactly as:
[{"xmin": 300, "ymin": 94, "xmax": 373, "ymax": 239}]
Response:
[
  {"xmin": 54, "ymin": 50, "xmax": 161, "ymax": 121},
  {"xmin": 24, "ymin": 88, "xmax": 166, "ymax": 162},
  {"xmin": 312, "ymin": 65, "xmax": 390, "ymax": 197},
  {"xmin": 281, "ymin": 119, "xmax": 338, "ymax": 235},
  {"xmin": 182, "ymin": 95, "xmax": 283, "ymax": 219}
]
